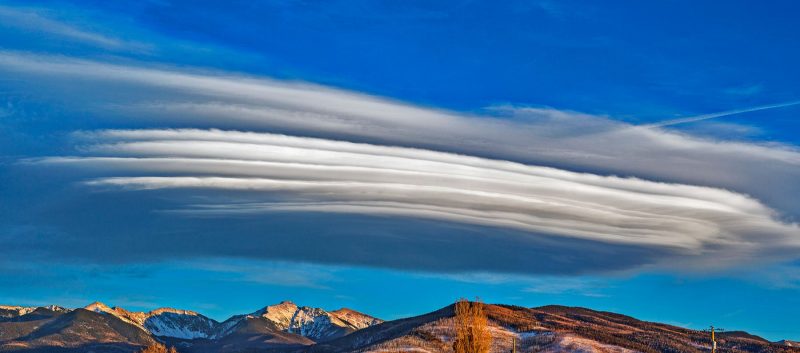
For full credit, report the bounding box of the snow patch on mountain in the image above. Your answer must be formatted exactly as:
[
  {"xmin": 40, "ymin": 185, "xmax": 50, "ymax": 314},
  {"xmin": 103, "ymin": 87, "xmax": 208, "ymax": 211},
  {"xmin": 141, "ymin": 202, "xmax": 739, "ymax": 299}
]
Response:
[
  {"xmin": 144, "ymin": 308, "xmax": 218, "ymax": 339},
  {"xmin": 548, "ymin": 334, "xmax": 637, "ymax": 353},
  {"xmin": 243, "ymin": 301, "xmax": 383, "ymax": 341},
  {"xmin": 77, "ymin": 300, "xmax": 379, "ymax": 341},
  {"xmin": 0, "ymin": 305, "xmax": 37, "ymax": 318},
  {"xmin": 0, "ymin": 305, "xmax": 70, "ymax": 319},
  {"xmin": 213, "ymin": 315, "xmax": 246, "ymax": 338},
  {"xmin": 83, "ymin": 302, "xmax": 218, "ymax": 339},
  {"xmin": 330, "ymin": 308, "xmax": 383, "ymax": 330},
  {"xmin": 778, "ymin": 340, "xmax": 800, "ymax": 347},
  {"xmin": 40, "ymin": 305, "xmax": 71, "ymax": 313}
]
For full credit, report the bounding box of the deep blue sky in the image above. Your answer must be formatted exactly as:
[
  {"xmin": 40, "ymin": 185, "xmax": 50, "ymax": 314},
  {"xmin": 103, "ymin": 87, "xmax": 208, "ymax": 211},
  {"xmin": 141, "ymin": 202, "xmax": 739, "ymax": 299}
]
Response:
[{"xmin": 1, "ymin": 0, "xmax": 799, "ymax": 341}]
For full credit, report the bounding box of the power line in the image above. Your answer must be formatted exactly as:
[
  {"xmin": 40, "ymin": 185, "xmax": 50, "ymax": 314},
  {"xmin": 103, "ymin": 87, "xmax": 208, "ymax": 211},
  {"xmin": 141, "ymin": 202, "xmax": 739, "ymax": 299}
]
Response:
[{"xmin": 703, "ymin": 326, "xmax": 725, "ymax": 353}]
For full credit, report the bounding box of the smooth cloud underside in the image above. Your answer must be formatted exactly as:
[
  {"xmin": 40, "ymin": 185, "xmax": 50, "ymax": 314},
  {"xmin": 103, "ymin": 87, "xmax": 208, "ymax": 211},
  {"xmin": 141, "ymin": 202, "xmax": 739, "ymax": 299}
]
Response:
[{"xmin": 2, "ymin": 51, "xmax": 800, "ymax": 275}]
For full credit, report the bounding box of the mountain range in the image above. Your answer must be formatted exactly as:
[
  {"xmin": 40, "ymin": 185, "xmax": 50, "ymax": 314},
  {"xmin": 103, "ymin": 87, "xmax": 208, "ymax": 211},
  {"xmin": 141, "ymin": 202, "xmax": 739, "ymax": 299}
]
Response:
[{"xmin": 0, "ymin": 301, "xmax": 797, "ymax": 353}]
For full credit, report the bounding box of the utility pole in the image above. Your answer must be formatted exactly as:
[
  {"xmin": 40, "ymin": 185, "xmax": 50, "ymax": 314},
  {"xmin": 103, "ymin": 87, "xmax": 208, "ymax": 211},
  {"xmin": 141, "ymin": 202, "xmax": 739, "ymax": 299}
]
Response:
[
  {"xmin": 511, "ymin": 336, "xmax": 516, "ymax": 353},
  {"xmin": 704, "ymin": 326, "xmax": 725, "ymax": 353},
  {"xmin": 711, "ymin": 326, "xmax": 717, "ymax": 353}
]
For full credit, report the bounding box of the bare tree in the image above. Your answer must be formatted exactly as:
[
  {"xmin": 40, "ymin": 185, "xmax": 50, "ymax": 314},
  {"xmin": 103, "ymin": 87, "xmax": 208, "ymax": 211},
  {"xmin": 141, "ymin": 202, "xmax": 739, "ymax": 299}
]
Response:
[{"xmin": 453, "ymin": 298, "xmax": 492, "ymax": 353}]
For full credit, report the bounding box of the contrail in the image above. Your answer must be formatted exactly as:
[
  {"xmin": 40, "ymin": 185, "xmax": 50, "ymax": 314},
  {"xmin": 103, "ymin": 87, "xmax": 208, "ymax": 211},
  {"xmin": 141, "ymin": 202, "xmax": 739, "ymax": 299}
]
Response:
[{"xmin": 642, "ymin": 100, "xmax": 800, "ymax": 128}]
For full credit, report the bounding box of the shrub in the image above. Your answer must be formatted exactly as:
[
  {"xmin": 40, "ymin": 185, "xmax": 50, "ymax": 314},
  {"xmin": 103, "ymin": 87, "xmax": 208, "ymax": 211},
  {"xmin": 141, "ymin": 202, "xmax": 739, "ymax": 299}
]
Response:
[{"xmin": 137, "ymin": 343, "xmax": 178, "ymax": 353}]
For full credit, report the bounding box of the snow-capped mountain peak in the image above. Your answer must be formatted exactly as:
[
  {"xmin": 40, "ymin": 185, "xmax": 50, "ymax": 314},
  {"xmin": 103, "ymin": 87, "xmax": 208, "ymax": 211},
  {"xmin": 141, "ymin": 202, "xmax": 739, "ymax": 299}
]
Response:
[
  {"xmin": 0, "ymin": 305, "xmax": 37, "ymax": 319},
  {"xmin": 0, "ymin": 304, "xmax": 70, "ymax": 319},
  {"xmin": 251, "ymin": 300, "xmax": 299, "ymax": 327},
  {"xmin": 81, "ymin": 301, "xmax": 218, "ymax": 340},
  {"xmin": 40, "ymin": 305, "xmax": 71, "ymax": 313},
  {"xmin": 85, "ymin": 301, "xmax": 113, "ymax": 313},
  {"xmin": 237, "ymin": 301, "xmax": 382, "ymax": 341},
  {"xmin": 150, "ymin": 307, "xmax": 201, "ymax": 316},
  {"xmin": 143, "ymin": 308, "xmax": 217, "ymax": 339},
  {"xmin": 330, "ymin": 308, "xmax": 383, "ymax": 330},
  {"xmin": 70, "ymin": 300, "xmax": 380, "ymax": 342}
]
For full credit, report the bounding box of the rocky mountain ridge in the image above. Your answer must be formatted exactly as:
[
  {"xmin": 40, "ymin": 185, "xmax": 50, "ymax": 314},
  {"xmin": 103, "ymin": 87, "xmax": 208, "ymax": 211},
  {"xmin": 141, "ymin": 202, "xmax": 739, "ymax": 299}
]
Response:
[
  {"xmin": 780, "ymin": 341, "xmax": 800, "ymax": 348},
  {"xmin": 235, "ymin": 301, "xmax": 382, "ymax": 341},
  {"xmin": 0, "ymin": 301, "xmax": 797, "ymax": 353},
  {"xmin": 84, "ymin": 301, "xmax": 218, "ymax": 340},
  {"xmin": 78, "ymin": 300, "xmax": 381, "ymax": 342},
  {"xmin": 0, "ymin": 305, "xmax": 68, "ymax": 319}
]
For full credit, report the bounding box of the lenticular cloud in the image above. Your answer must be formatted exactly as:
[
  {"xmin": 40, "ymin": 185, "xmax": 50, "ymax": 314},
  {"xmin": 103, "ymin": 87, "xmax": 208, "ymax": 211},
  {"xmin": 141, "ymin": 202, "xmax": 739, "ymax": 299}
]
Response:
[{"xmin": 39, "ymin": 128, "xmax": 800, "ymax": 264}]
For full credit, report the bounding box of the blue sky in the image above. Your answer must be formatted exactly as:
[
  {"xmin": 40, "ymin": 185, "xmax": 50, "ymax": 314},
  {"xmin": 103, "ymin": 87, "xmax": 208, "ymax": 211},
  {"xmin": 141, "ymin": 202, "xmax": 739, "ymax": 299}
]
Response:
[{"xmin": 1, "ymin": 0, "xmax": 800, "ymax": 341}]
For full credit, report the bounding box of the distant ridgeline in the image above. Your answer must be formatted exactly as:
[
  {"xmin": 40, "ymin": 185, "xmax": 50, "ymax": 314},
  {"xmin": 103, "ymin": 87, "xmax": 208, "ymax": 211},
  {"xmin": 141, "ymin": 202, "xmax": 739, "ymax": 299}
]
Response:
[{"xmin": 0, "ymin": 302, "xmax": 797, "ymax": 353}]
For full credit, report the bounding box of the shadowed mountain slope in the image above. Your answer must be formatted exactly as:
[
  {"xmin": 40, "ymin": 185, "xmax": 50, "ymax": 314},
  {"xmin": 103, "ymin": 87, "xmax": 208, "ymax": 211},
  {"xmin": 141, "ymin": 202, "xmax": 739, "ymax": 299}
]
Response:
[{"xmin": 0, "ymin": 308, "xmax": 156, "ymax": 352}]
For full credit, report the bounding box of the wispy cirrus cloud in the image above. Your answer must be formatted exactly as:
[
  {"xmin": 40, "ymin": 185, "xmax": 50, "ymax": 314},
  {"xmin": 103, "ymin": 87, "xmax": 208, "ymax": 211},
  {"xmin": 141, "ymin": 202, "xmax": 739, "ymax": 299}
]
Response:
[
  {"xmin": 523, "ymin": 277, "xmax": 609, "ymax": 297},
  {"xmin": 641, "ymin": 100, "xmax": 800, "ymax": 128},
  {"xmin": 0, "ymin": 5, "xmax": 149, "ymax": 51},
  {"xmin": 724, "ymin": 84, "xmax": 764, "ymax": 96},
  {"xmin": 181, "ymin": 259, "xmax": 339, "ymax": 289}
]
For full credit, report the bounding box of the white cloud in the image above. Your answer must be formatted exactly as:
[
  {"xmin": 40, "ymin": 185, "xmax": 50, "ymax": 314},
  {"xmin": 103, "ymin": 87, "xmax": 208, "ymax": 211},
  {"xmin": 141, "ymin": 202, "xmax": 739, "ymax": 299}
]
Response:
[
  {"xmin": 36, "ymin": 128, "xmax": 800, "ymax": 271},
  {"xmin": 0, "ymin": 6, "xmax": 147, "ymax": 51},
  {"xmin": 3, "ymin": 51, "xmax": 800, "ymax": 273},
  {"xmin": 1, "ymin": 51, "xmax": 798, "ymax": 223}
]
